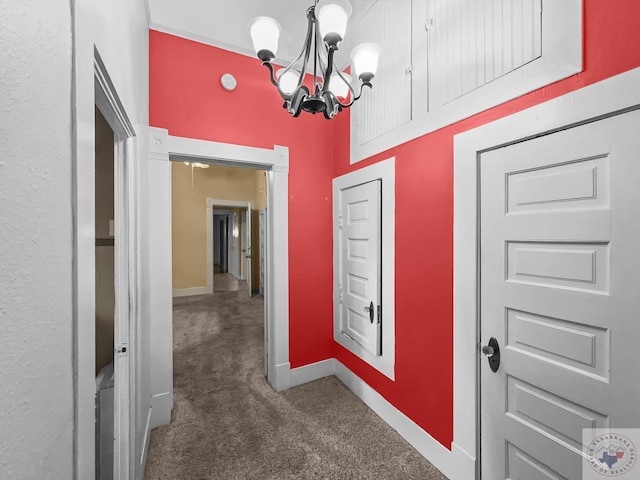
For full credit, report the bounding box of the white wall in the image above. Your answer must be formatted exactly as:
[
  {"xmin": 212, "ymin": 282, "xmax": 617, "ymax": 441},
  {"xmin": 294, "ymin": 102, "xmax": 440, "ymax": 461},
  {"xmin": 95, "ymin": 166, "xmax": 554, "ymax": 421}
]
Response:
[{"xmin": 0, "ymin": 1, "xmax": 74, "ymax": 478}]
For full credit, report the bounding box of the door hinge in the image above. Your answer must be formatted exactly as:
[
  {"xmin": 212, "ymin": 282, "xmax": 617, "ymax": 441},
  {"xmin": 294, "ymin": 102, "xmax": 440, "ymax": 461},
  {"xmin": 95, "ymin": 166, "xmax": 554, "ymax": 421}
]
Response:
[
  {"xmin": 377, "ymin": 305, "xmax": 382, "ymax": 324},
  {"xmin": 338, "ymin": 285, "xmax": 343, "ymax": 304},
  {"xmin": 116, "ymin": 343, "xmax": 128, "ymax": 357},
  {"xmin": 338, "ymin": 214, "xmax": 343, "ymax": 230}
]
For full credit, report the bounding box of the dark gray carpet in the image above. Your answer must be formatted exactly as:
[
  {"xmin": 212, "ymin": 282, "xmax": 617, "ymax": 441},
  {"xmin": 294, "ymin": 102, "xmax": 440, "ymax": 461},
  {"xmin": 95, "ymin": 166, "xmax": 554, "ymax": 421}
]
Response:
[{"xmin": 144, "ymin": 285, "xmax": 448, "ymax": 480}]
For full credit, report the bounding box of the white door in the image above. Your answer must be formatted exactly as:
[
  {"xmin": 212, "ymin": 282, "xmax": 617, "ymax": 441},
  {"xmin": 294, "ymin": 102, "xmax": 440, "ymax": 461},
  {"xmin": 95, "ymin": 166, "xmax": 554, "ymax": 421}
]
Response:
[
  {"xmin": 229, "ymin": 213, "xmax": 240, "ymax": 279},
  {"xmin": 113, "ymin": 135, "xmax": 135, "ymax": 480},
  {"xmin": 338, "ymin": 180, "xmax": 382, "ymax": 356},
  {"xmin": 245, "ymin": 205, "xmax": 253, "ymax": 298},
  {"xmin": 480, "ymin": 111, "xmax": 640, "ymax": 479}
]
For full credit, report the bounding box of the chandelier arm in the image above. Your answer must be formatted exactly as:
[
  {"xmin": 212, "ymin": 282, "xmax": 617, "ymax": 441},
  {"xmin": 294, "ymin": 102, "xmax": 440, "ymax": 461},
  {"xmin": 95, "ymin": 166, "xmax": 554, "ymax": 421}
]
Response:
[
  {"xmin": 312, "ymin": 13, "xmax": 318, "ymax": 93},
  {"xmin": 327, "ymin": 60, "xmax": 357, "ymax": 102},
  {"xmin": 320, "ymin": 46, "xmax": 337, "ymax": 95},
  {"xmin": 275, "ymin": 8, "xmax": 315, "ymax": 98},
  {"xmin": 336, "ymin": 81, "xmax": 372, "ymax": 108},
  {"xmin": 314, "ymin": 16, "xmax": 330, "ymax": 93},
  {"xmin": 321, "ymin": 91, "xmax": 340, "ymax": 119},
  {"xmin": 294, "ymin": 9, "xmax": 316, "ymax": 90},
  {"xmin": 262, "ymin": 62, "xmax": 281, "ymax": 90},
  {"xmin": 289, "ymin": 85, "xmax": 310, "ymax": 117}
]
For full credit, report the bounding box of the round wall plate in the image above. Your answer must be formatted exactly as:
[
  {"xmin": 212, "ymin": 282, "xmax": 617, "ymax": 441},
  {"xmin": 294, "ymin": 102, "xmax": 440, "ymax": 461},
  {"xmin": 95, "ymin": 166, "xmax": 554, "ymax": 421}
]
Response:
[{"xmin": 220, "ymin": 73, "xmax": 237, "ymax": 91}]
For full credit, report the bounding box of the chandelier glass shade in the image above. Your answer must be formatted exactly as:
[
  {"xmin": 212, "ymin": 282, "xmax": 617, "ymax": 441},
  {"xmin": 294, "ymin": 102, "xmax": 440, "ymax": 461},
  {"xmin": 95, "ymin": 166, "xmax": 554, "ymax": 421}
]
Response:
[{"xmin": 249, "ymin": 0, "xmax": 380, "ymax": 119}]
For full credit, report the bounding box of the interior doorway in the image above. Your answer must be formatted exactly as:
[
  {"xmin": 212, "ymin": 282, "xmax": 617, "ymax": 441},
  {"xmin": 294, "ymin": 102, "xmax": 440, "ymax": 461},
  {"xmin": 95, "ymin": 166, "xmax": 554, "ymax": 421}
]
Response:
[
  {"xmin": 92, "ymin": 51, "xmax": 139, "ymax": 480},
  {"xmin": 94, "ymin": 106, "xmax": 116, "ymax": 480},
  {"xmin": 207, "ymin": 200, "xmax": 256, "ymax": 297},
  {"xmin": 155, "ymin": 132, "xmax": 290, "ymax": 392},
  {"xmin": 213, "ymin": 213, "xmax": 229, "ymax": 274},
  {"xmin": 171, "ymin": 161, "xmax": 268, "ymax": 321}
]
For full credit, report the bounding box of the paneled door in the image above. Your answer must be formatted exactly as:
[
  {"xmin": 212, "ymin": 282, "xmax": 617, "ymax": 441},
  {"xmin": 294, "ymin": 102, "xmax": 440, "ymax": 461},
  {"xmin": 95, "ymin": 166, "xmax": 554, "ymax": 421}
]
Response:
[
  {"xmin": 480, "ymin": 111, "xmax": 640, "ymax": 479},
  {"xmin": 338, "ymin": 180, "xmax": 382, "ymax": 356}
]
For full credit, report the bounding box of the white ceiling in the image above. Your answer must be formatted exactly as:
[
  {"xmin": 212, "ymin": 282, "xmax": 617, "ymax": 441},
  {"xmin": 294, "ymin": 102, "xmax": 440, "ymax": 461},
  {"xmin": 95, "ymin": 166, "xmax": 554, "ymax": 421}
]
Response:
[{"xmin": 146, "ymin": 0, "xmax": 376, "ymax": 68}]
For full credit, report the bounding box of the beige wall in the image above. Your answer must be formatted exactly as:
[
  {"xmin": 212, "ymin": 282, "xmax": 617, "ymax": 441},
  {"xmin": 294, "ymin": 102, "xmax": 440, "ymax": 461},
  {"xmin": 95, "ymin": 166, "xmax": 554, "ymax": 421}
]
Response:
[
  {"xmin": 255, "ymin": 169, "xmax": 267, "ymax": 210},
  {"xmin": 172, "ymin": 163, "xmax": 266, "ymax": 289}
]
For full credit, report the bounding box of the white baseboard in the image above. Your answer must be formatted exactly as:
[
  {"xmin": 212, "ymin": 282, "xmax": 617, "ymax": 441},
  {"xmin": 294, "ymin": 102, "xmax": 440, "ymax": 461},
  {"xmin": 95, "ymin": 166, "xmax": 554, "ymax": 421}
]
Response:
[
  {"xmin": 274, "ymin": 362, "xmax": 291, "ymax": 391},
  {"xmin": 286, "ymin": 357, "xmax": 474, "ymax": 479},
  {"xmin": 149, "ymin": 391, "xmax": 172, "ymax": 428},
  {"xmin": 450, "ymin": 442, "xmax": 477, "ymax": 480},
  {"xmin": 139, "ymin": 406, "xmax": 153, "ymax": 476},
  {"xmin": 290, "ymin": 359, "xmax": 336, "ymax": 387},
  {"xmin": 172, "ymin": 285, "xmax": 212, "ymax": 297},
  {"xmin": 333, "ymin": 361, "xmax": 475, "ymax": 480}
]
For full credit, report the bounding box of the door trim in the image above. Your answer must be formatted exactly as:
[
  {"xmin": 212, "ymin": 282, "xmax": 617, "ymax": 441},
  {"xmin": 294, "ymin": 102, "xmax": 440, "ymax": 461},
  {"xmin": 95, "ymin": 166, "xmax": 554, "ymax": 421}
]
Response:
[
  {"xmin": 96, "ymin": 50, "xmax": 138, "ymax": 480},
  {"xmin": 149, "ymin": 130, "xmax": 291, "ymax": 392},
  {"xmin": 453, "ymin": 67, "xmax": 640, "ymax": 479},
  {"xmin": 205, "ymin": 199, "xmax": 252, "ymax": 294},
  {"xmin": 75, "ymin": 42, "xmax": 138, "ymax": 478},
  {"xmin": 332, "ymin": 157, "xmax": 395, "ymax": 380}
]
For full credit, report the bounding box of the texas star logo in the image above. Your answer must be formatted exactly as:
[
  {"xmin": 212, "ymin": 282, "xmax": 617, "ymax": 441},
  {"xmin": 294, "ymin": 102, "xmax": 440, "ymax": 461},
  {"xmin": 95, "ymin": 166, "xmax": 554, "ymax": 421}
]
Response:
[{"xmin": 587, "ymin": 433, "xmax": 637, "ymax": 476}]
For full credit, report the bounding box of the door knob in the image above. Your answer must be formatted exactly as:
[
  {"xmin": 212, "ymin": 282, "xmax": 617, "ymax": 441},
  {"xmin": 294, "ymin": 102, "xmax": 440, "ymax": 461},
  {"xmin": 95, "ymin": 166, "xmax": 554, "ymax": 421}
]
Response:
[
  {"xmin": 481, "ymin": 337, "xmax": 501, "ymax": 373},
  {"xmin": 481, "ymin": 345, "xmax": 495, "ymax": 356},
  {"xmin": 363, "ymin": 301, "xmax": 374, "ymax": 323}
]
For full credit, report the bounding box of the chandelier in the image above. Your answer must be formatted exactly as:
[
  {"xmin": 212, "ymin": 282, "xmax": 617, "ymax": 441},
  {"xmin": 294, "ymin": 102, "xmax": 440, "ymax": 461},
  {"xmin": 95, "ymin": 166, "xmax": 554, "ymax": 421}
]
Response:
[{"xmin": 249, "ymin": 0, "xmax": 381, "ymax": 119}]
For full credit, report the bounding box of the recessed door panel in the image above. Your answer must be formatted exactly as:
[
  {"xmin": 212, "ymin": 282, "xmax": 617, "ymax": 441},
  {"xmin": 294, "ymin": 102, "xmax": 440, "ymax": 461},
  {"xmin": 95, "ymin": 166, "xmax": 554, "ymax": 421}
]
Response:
[
  {"xmin": 506, "ymin": 156, "xmax": 609, "ymax": 213},
  {"xmin": 339, "ymin": 180, "xmax": 382, "ymax": 356},
  {"xmin": 506, "ymin": 242, "xmax": 610, "ymax": 293}
]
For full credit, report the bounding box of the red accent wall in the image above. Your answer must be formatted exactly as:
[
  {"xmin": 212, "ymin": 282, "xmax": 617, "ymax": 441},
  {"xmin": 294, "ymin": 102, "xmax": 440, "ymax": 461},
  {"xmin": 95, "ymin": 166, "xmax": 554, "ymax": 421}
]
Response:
[
  {"xmin": 150, "ymin": 0, "xmax": 640, "ymax": 452},
  {"xmin": 332, "ymin": 0, "xmax": 640, "ymax": 449},
  {"xmin": 149, "ymin": 30, "xmax": 335, "ymax": 367}
]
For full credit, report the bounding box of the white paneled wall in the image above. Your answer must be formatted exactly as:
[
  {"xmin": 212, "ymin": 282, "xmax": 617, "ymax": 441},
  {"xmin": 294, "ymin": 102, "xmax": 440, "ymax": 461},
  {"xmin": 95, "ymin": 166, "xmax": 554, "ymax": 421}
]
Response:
[
  {"xmin": 427, "ymin": 0, "xmax": 542, "ymax": 109},
  {"xmin": 350, "ymin": 0, "xmax": 551, "ymax": 155},
  {"xmin": 353, "ymin": 0, "xmax": 412, "ymax": 146}
]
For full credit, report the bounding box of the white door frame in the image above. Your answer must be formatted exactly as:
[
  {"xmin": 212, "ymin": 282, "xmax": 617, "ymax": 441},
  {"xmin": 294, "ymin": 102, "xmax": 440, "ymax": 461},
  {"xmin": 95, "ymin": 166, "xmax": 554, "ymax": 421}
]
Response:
[
  {"xmin": 95, "ymin": 51, "xmax": 138, "ymax": 480},
  {"xmin": 74, "ymin": 43, "xmax": 138, "ymax": 479},
  {"xmin": 206, "ymin": 199, "xmax": 252, "ymax": 292},
  {"xmin": 148, "ymin": 130, "xmax": 291, "ymax": 392},
  {"xmin": 452, "ymin": 68, "xmax": 640, "ymax": 479}
]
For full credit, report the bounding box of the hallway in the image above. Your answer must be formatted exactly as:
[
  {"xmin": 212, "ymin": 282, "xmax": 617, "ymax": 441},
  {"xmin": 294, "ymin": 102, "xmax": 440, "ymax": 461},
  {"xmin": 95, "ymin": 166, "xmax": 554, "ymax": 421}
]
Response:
[{"xmin": 144, "ymin": 287, "xmax": 448, "ymax": 479}]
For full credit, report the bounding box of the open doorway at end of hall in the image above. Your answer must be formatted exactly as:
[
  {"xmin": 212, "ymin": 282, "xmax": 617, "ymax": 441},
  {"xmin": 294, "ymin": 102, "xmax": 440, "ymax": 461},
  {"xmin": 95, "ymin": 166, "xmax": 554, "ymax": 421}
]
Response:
[
  {"xmin": 212, "ymin": 204, "xmax": 266, "ymax": 295},
  {"xmin": 169, "ymin": 160, "xmax": 269, "ymax": 381},
  {"xmin": 147, "ymin": 160, "xmax": 272, "ymax": 473},
  {"xmin": 171, "ymin": 161, "xmax": 267, "ymax": 298}
]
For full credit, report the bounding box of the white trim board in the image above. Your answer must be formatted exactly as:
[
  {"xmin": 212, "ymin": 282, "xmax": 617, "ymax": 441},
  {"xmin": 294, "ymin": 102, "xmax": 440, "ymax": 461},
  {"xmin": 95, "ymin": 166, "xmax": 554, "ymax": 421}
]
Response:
[
  {"xmin": 75, "ymin": 16, "xmax": 143, "ymax": 476},
  {"xmin": 289, "ymin": 359, "xmax": 336, "ymax": 388},
  {"xmin": 140, "ymin": 407, "xmax": 152, "ymax": 471},
  {"xmin": 172, "ymin": 286, "xmax": 211, "ymax": 298},
  {"xmin": 453, "ymin": 67, "xmax": 640, "ymax": 479}
]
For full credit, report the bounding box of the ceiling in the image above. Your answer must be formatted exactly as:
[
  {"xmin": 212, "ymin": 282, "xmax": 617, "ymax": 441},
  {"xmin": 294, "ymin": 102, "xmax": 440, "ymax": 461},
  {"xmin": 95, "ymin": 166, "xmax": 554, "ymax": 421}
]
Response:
[{"xmin": 146, "ymin": 0, "xmax": 376, "ymax": 68}]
